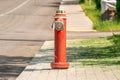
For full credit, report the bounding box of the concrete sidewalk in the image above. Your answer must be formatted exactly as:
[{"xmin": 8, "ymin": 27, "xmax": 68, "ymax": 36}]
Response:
[
  {"xmin": 16, "ymin": 41, "xmax": 120, "ymax": 80},
  {"xmin": 60, "ymin": 0, "xmax": 95, "ymax": 32}
]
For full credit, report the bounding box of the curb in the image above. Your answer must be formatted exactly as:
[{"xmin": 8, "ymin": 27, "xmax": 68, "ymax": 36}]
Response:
[{"xmin": 16, "ymin": 41, "xmax": 54, "ymax": 80}]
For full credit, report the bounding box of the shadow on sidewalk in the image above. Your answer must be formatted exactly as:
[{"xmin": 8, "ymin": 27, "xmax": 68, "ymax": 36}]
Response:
[
  {"xmin": 62, "ymin": 1, "xmax": 79, "ymax": 5},
  {"xmin": 34, "ymin": 1, "xmax": 60, "ymax": 8}
]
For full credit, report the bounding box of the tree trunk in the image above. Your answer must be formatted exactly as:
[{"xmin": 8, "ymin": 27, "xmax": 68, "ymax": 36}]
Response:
[{"xmin": 116, "ymin": 0, "xmax": 120, "ymax": 21}]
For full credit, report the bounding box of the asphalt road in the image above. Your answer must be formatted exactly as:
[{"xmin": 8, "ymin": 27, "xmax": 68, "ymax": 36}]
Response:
[{"xmin": 0, "ymin": 0, "xmax": 61, "ymax": 80}]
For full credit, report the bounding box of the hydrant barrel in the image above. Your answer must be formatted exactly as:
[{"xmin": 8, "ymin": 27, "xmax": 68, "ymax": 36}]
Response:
[{"xmin": 51, "ymin": 10, "xmax": 69, "ymax": 69}]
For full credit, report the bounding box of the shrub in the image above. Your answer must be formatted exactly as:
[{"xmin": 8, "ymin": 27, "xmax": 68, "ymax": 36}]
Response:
[
  {"xmin": 116, "ymin": 0, "xmax": 120, "ymax": 21},
  {"xmin": 79, "ymin": 0, "xmax": 88, "ymax": 3},
  {"xmin": 95, "ymin": 0, "xmax": 101, "ymax": 9}
]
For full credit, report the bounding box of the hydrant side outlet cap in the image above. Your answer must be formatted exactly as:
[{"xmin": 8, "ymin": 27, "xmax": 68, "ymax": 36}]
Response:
[{"xmin": 55, "ymin": 21, "xmax": 64, "ymax": 31}]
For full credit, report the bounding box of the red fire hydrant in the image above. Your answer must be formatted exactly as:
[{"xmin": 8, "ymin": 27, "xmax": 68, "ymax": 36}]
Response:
[{"xmin": 51, "ymin": 10, "xmax": 69, "ymax": 69}]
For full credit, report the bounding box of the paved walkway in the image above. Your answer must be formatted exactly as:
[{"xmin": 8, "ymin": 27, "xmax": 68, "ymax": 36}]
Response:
[
  {"xmin": 16, "ymin": 41, "xmax": 120, "ymax": 80},
  {"xmin": 60, "ymin": 0, "xmax": 95, "ymax": 32}
]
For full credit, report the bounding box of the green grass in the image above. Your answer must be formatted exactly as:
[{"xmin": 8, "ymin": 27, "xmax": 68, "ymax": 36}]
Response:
[
  {"xmin": 80, "ymin": 1, "xmax": 120, "ymax": 31},
  {"xmin": 67, "ymin": 35, "xmax": 120, "ymax": 66}
]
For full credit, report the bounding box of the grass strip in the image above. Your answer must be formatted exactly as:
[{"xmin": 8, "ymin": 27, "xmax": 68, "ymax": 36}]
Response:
[
  {"xmin": 67, "ymin": 35, "xmax": 120, "ymax": 66},
  {"xmin": 80, "ymin": 1, "xmax": 120, "ymax": 31}
]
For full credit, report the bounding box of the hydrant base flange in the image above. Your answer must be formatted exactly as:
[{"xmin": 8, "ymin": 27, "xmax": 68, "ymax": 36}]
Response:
[{"xmin": 51, "ymin": 62, "xmax": 69, "ymax": 69}]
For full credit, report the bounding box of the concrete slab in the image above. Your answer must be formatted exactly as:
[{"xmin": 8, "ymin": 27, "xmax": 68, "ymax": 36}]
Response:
[{"xmin": 60, "ymin": 0, "xmax": 95, "ymax": 32}]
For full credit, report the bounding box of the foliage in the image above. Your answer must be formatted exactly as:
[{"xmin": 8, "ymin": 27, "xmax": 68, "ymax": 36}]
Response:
[
  {"xmin": 79, "ymin": 0, "xmax": 85, "ymax": 3},
  {"xmin": 95, "ymin": 0, "xmax": 101, "ymax": 9},
  {"xmin": 116, "ymin": 0, "xmax": 120, "ymax": 21},
  {"xmin": 80, "ymin": 0, "xmax": 120, "ymax": 31},
  {"xmin": 94, "ymin": 21, "xmax": 120, "ymax": 31}
]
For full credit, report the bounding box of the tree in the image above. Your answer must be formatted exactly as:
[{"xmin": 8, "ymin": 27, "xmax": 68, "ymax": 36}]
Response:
[
  {"xmin": 79, "ymin": 0, "xmax": 86, "ymax": 3},
  {"xmin": 116, "ymin": 0, "xmax": 120, "ymax": 21},
  {"xmin": 79, "ymin": 0, "xmax": 89, "ymax": 3},
  {"xmin": 95, "ymin": 0, "xmax": 101, "ymax": 9}
]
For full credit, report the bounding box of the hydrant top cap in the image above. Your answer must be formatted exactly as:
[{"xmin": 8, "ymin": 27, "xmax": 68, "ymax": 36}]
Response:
[{"xmin": 56, "ymin": 10, "xmax": 66, "ymax": 14}]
